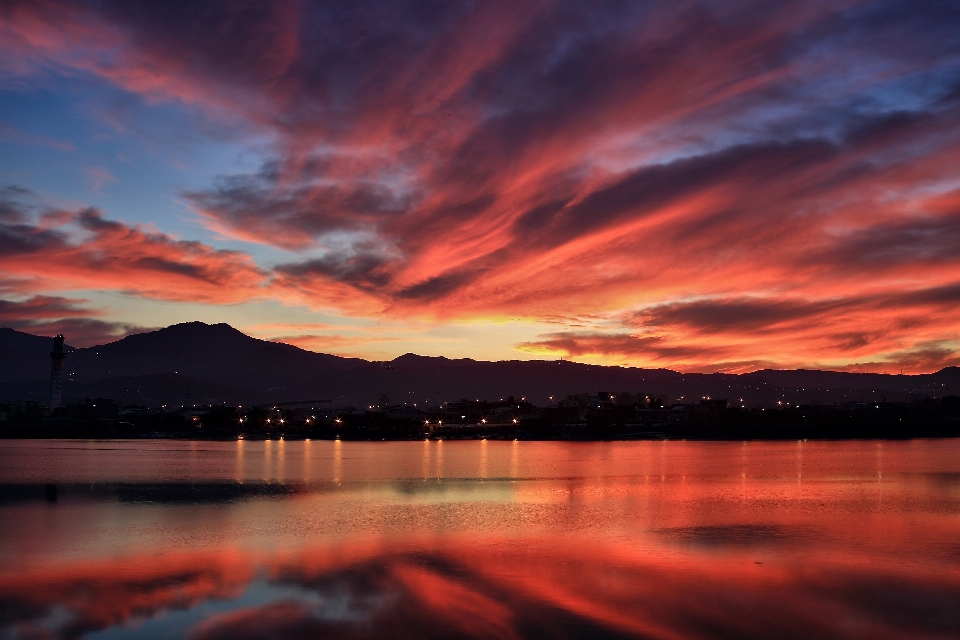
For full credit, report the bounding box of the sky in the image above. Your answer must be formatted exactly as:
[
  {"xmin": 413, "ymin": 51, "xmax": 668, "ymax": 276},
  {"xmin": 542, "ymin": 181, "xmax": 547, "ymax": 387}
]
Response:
[{"xmin": 1, "ymin": 0, "xmax": 960, "ymax": 372}]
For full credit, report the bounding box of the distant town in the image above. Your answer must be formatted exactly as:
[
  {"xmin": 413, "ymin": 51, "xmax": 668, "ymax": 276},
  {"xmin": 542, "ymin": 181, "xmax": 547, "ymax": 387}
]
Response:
[{"xmin": 3, "ymin": 331, "xmax": 959, "ymax": 441}]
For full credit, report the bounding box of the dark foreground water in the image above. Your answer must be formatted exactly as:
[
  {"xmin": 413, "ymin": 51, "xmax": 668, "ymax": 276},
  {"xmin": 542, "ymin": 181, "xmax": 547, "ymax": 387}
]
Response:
[{"xmin": 1, "ymin": 439, "xmax": 959, "ymax": 640}]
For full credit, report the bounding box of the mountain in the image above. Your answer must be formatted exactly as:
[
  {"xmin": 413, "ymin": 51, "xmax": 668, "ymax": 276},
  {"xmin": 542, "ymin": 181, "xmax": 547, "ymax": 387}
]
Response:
[
  {"xmin": 750, "ymin": 368, "xmax": 960, "ymax": 391},
  {"xmin": 63, "ymin": 321, "xmax": 360, "ymax": 385},
  {"xmin": 1, "ymin": 323, "xmax": 957, "ymax": 407}
]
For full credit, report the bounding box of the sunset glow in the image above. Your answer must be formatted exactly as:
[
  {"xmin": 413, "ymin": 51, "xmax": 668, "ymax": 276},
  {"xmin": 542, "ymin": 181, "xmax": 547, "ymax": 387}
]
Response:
[{"xmin": 2, "ymin": 1, "xmax": 960, "ymax": 371}]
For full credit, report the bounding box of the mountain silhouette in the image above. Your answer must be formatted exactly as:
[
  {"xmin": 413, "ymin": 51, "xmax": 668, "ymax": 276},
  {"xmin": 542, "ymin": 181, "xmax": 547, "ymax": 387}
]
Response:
[
  {"xmin": 0, "ymin": 322, "xmax": 957, "ymax": 407},
  {"xmin": 65, "ymin": 321, "xmax": 359, "ymax": 383}
]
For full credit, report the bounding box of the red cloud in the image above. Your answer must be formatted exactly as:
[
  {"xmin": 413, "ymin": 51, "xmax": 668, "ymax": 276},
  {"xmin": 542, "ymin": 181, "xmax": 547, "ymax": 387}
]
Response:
[
  {"xmin": 3, "ymin": 1, "xmax": 960, "ymax": 369},
  {"xmin": 0, "ymin": 191, "xmax": 266, "ymax": 304}
]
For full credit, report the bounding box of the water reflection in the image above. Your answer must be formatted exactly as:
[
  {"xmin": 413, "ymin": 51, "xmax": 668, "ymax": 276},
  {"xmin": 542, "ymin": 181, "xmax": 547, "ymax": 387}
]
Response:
[
  {"xmin": 235, "ymin": 438, "xmax": 244, "ymax": 484},
  {"xmin": 302, "ymin": 438, "xmax": 311, "ymax": 484},
  {"xmin": 263, "ymin": 438, "xmax": 272, "ymax": 482},
  {"xmin": 3, "ymin": 534, "xmax": 959, "ymax": 639},
  {"xmin": 0, "ymin": 440, "xmax": 959, "ymax": 639}
]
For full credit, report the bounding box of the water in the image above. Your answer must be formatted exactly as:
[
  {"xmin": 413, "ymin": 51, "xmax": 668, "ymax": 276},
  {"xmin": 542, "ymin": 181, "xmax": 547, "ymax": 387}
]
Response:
[{"xmin": 1, "ymin": 439, "xmax": 959, "ymax": 639}]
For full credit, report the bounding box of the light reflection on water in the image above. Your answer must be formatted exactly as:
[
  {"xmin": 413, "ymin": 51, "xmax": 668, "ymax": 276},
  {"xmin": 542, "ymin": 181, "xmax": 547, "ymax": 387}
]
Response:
[{"xmin": 1, "ymin": 439, "xmax": 959, "ymax": 639}]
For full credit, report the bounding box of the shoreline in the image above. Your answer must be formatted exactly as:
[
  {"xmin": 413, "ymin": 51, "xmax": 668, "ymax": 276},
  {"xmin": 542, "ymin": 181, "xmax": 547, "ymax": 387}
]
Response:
[{"xmin": 3, "ymin": 433, "xmax": 959, "ymax": 442}]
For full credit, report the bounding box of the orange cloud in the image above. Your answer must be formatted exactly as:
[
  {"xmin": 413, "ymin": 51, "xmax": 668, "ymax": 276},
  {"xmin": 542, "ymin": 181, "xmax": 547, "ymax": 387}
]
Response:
[
  {"xmin": 0, "ymin": 188, "xmax": 266, "ymax": 304},
  {"xmin": 516, "ymin": 284, "xmax": 960, "ymax": 373},
  {"xmin": 3, "ymin": 1, "xmax": 960, "ymax": 369}
]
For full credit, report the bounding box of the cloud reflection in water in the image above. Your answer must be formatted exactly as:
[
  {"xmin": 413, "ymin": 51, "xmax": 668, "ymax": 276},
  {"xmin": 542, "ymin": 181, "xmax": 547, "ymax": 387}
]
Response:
[
  {"xmin": 1, "ymin": 534, "xmax": 959, "ymax": 639},
  {"xmin": 2, "ymin": 440, "xmax": 960, "ymax": 639}
]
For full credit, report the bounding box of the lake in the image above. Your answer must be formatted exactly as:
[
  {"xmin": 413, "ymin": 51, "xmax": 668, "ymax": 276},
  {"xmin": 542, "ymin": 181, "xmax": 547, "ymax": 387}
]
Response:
[{"xmin": 1, "ymin": 439, "xmax": 959, "ymax": 639}]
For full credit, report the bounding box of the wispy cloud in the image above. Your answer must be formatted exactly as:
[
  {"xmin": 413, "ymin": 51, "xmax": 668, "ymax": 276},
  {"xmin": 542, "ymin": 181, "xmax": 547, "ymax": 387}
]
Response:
[
  {"xmin": 0, "ymin": 186, "xmax": 267, "ymax": 304},
  {"xmin": 2, "ymin": 1, "xmax": 960, "ymax": 369}
]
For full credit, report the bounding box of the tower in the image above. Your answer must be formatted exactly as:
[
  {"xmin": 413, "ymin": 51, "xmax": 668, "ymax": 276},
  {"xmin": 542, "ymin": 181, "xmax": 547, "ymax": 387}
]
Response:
[{"xmin": 49, "ymin": 335, "xmax": 66, "ymax": 410}]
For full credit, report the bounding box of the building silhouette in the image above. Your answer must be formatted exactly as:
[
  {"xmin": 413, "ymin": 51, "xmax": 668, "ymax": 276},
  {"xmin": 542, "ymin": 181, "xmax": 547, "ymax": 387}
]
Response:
[{"xmin": 49, "ymin": 335, "xmax": 66, "ymax": 410}]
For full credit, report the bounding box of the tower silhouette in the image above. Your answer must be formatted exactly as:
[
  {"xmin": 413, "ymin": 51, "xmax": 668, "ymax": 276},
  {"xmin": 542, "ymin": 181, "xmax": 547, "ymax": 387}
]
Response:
[{"xmin": 49, "ymin": 335, "xmax": 66, "ymax": 410}]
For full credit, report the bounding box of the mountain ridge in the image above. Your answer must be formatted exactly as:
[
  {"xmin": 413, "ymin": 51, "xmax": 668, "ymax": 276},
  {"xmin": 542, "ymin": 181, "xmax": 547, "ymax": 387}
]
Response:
[{"xmin": 1, "ymin": 323, "xmax": 957, "ymax": 407}]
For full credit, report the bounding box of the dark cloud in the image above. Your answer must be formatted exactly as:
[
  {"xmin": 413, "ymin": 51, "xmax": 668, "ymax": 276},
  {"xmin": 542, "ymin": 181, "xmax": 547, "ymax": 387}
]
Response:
[
  {"xmin": 185, "ymin": 164, "xmax": 416, "ymax": 250},
  {"xmin": 0, "ymin": 186, "xmax": 71, "ymax": 255},
  {"xmin": 631, "ymin": 297, "xmax": 849, "ymax": 333},
  {"xmin": 395, "ymin": 268, "xmax": 488, "ymax": 302},
  {"xmin": 275, "ymin": 246, "xmax": 395, "ymax": 291},
  {"xmin": 0, "ymin": 185, "xmax": 36, "ymax": 222},
  {"xmin": 98, "ymin": 0, "xmax": 303, "ymax": 93},
  {"xmin": 5, "ymin": 317, "xmax": 149, "ymax": 347},
  {"xmin": 828, "ymin": 331, "xmax": 889, "ymax": 352},
  {"xmin": 0, "ymin": 296, "xmax": 150, "ymax": 346},
  {"xmin": 523, "ymin": 139, "xmax": 837, "ymax": 247},
  {"xmin": 0, "ymin": 221, "xmax": 67, "ymax": 256},
  {"xmin": 633, "ymin": 284, "xmax": 960, "ymax": 337},
  {"xmin": 0, "ymin": 295, "xmax": 97, "ymax": 321},
  {"xmin": 893, "ymin": 282, "xmax": 960, "ymax": 307},
  {"xmin": 808, "ymin": 212, "xmax": 960, "ymax": 273}
]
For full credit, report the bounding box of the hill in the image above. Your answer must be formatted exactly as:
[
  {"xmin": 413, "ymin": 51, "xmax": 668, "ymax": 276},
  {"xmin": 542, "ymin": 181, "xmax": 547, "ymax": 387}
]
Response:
[{"xmin": 1, "ymin": 323, "xmax": 957, "ymax": 408}]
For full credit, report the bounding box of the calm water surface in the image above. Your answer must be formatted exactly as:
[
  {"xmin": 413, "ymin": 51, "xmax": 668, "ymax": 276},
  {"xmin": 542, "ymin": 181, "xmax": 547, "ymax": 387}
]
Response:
[{"xmin": 1, "ymin": 439, "xmax": 959, "ymax": 639}]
